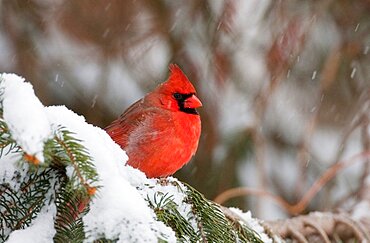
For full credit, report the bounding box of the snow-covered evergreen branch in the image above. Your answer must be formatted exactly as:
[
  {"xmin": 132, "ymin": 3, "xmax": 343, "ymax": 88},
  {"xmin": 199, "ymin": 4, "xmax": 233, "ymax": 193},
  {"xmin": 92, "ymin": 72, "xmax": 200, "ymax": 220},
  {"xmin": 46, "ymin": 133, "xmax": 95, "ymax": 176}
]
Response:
[{"xmin": 0, "ymin": 74, "xmax": 270, "ymax": 242}]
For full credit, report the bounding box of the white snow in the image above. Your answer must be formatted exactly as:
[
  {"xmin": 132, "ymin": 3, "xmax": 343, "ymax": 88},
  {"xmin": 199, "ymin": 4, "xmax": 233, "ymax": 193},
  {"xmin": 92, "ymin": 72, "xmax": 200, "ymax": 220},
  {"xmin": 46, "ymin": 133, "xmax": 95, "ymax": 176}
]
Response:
[
  {"xmin": 364, "ymin": 45, "xmax": 369, "ymax": 55},
  {"xmin": 350, "ymin": 67, "xmax": 356, "ymax": 79},
  {"xmin": 311, "ymin": 70, "xmax": 317, "ymax": 80},
  {"xmin": 6, "ymin": 205, "xmax": 57, "ymax": 243},
  {"xmin": 354, "ymin": 23, "xmax": 360, "ymax": 32},
  {"xmin": 133, "ymin": 176, "xmax": 199, "ymax": 233},
  {"xmin": 45, "ymin": 105, "xmax": 176, "ymax": 243},
  {"xmin": 0, "ymin": 73, "xmax": 52, "ymax": 163},
  {"xmin": 229, "ymin": 208, "xmax": 280, "ymax": 243},
  {"xmin": 0, "ymin": 151, "xmax": 27, "ymax": 191}
]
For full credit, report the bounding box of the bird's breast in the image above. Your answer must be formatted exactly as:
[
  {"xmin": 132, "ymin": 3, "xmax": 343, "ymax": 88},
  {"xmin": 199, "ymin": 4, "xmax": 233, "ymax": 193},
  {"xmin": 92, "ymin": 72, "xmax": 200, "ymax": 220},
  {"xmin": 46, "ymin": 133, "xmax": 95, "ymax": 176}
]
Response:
[{"xmin": 124, "ymin": 109, "xmax": 201, "ymax": 178}]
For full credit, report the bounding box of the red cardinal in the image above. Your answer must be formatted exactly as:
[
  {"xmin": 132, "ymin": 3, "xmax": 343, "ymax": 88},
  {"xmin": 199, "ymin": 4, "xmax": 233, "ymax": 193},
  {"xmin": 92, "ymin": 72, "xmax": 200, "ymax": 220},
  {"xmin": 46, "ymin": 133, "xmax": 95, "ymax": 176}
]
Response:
[{"xmin": 106, "ymin": 64, "xmax": 202, "ymax": 178}]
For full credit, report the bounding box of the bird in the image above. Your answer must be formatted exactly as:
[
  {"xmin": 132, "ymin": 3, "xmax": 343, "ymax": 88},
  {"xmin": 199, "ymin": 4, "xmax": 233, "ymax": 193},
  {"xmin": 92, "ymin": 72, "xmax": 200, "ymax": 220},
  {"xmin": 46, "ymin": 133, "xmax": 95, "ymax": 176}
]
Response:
[{"xmin": 105, "ymin": 64, "xmax": 202, "ymax": 178}]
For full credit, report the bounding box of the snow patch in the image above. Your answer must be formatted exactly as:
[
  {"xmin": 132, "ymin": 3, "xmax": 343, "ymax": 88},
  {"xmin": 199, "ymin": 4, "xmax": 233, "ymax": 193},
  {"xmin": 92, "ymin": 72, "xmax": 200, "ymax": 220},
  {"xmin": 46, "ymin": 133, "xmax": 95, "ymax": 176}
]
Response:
[
  {"xmin": 229, "ymin": 208, "xmax": 279, "ymax": 243},
  {"xmin": 6, "ymin": 204, "xmax": 57, "ymax": 243},
  {"xmin": 0, "ymin": 74, "xmax": 52, "ymax": 163},
  {"xmin": 45, "ymin": 106, "xmax": 176, "ymax": 242},
  {"xmin": 0, "ymin": 151, "xmax": 27, "ymax": 191}
]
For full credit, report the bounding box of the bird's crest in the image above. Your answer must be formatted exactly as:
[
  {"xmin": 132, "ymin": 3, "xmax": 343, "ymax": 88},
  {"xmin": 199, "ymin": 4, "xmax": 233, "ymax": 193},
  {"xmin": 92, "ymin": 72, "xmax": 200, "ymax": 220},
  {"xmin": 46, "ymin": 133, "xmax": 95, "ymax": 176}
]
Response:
[{"xmin": 158, "ymin": 64, "xmax": 196, "ymax": 94}]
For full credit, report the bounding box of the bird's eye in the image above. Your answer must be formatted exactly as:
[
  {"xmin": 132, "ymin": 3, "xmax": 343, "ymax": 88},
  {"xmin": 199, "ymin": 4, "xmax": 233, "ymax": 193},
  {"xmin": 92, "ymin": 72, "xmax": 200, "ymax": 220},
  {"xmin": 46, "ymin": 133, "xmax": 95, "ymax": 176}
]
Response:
[{"xmin": 173, "ymin": 93, "xmax": 183, "ymax": 100}]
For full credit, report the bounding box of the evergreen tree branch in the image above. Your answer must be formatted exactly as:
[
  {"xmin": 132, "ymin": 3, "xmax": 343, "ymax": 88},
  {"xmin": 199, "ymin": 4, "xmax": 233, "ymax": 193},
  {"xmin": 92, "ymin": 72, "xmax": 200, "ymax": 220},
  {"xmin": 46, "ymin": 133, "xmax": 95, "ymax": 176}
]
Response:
[
  {"xmin": 0, "ymin": 120, "xmax": 19, "ymax": 157},
  {"xmin": 147, "ymin": 192, "xmax": 199, "ymax": 242},
  {"xmin": 184, "ymin": 183, "xmax": 263, "ymax": 243},
  {"xmin": 53, "ymin": 185, "xmax": 86, "ymax": 243},
  {"xmin": 52, "ymin": 128, "xmax": 99, "ymax": 195},
  {"xmin": 0, "ymin": 122, "xmax": 99, "ymax": 241},
  {"xmin": 0, "ymin": 168, "xmax": 57, "ymax": 241}
]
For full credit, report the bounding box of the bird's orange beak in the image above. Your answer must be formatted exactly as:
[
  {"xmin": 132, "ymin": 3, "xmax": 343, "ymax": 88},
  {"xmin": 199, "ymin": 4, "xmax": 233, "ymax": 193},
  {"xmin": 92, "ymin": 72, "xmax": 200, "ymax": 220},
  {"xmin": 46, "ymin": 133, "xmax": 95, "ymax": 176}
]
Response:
[{"xmin": 184, "ymin": 94, "xmax": 202, "ymax": 109}]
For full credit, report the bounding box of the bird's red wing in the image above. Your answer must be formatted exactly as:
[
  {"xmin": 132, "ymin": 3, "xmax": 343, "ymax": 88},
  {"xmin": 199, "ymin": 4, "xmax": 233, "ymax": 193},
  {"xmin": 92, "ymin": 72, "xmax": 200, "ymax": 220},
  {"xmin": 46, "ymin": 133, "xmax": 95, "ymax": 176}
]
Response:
[
  {"xmin": 105, "ymin": 99, "xmax": 174, "ymax": 150},
  {"xmin": 105, "ymin": 99, "xmax": 146, "ymax": 148}
]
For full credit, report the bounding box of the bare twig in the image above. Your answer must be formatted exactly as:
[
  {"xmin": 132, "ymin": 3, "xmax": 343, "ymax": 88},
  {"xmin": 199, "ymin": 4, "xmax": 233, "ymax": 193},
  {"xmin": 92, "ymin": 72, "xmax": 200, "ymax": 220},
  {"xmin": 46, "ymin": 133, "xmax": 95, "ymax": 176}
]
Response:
[
  {"xmin": 215, "ymin": 151, "xmax": 370, "ymax": 215},
  {"xmin": 214, "ymin": 187, "xmax": 293, "ymax": 212},
  {"xmin": 302, "ymin": 219, "xmax": 331, "ymax": 243},
  {"xmin": 359, "ymin": 112, "xmax": 370, "ymax": 199}
]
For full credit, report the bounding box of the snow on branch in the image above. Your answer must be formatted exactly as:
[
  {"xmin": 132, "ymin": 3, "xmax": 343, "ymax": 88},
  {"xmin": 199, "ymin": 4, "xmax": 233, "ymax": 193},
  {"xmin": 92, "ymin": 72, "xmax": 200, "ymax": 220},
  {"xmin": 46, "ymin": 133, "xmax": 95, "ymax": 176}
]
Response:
[
  {"xmin": 0, "ymin": 74, "xmax": 52, "ymax": 163},
  {"xmin": 0, "ymin": 73, "xmax": 269, "ymax": 242}
]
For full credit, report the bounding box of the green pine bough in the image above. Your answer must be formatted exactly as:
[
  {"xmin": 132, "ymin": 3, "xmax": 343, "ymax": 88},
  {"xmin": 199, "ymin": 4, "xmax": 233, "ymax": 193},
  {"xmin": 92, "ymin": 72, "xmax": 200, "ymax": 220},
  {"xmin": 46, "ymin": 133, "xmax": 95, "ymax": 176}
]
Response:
[
  {"xmin": 0, "ymin": 122, "xmax": 97, "ymax": 242},
  {"xmin": 147, "ymin": 181, "xmax": 263, "ymax": 242}
]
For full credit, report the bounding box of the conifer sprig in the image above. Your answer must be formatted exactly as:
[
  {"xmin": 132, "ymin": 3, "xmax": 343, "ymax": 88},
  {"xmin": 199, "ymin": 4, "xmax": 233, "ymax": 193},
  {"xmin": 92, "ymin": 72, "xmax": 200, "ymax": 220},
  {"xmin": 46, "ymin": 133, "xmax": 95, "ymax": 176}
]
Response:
[
  {"xmin": 44, "ymin": 127, "xmax": 99, "ymax": 196},
  {"xmin": 186, "ymin": 183, "xmax": 263, "ymax": 243},
  {"xmin": 53, "ymin": 186, "xmax": 86, "ymax": 242},
  {"xmin": 0, "ymin": 122, "xmax": 100, "ymax": 241},
  {"xmin": 185, "ymin": 184, "xmax": 239, "ymax": 243},
  {"xmin": 147, "ymin": 181, "xmax": 264, "ymax": 243},
  {"xmin": 148, "ymin": 192, "xmax": 199, "ymax": 242},
  {"xmin": 0, "ymin": 168, "xmax": 56, "ymax": 242},
  {"xmin": 0, "ymin": 120, "xmax": 19, "ymax": 158}
]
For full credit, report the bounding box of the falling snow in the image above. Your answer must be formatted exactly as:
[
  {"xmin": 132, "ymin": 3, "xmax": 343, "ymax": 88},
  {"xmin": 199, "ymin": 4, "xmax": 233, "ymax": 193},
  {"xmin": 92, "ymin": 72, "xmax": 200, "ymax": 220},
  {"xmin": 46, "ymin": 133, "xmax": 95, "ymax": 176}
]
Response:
[
  {"xmin": 311, "ymin": 70, "xmax": 317, "ymax": 80},
  {"xmin": 354, "ymin": 23, "xmax": 360, "ymax": 32},
  {"xmin": 350, "ymin": 67, "xmax": 357, "ymax": 79}
]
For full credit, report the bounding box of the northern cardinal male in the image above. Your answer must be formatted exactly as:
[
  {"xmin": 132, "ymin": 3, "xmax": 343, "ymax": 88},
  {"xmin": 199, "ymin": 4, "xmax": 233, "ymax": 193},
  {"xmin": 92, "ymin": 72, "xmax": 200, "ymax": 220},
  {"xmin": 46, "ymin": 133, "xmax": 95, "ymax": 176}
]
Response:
[{"xmin": 106, "ymin": 64, "xmax": 202, "ymax": 178}]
